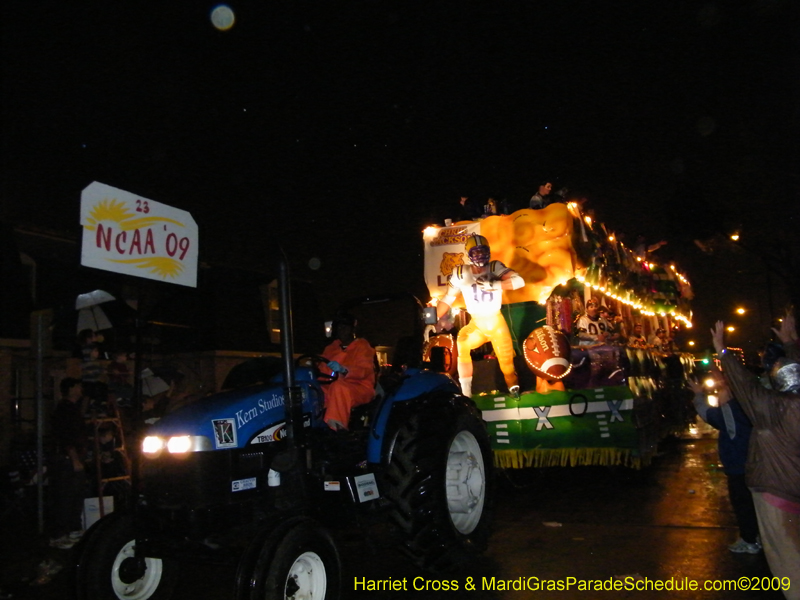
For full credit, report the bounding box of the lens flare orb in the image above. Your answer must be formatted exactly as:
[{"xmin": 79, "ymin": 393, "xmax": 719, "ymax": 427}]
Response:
[{"xmin": 210, "ymin": 5, "xmax": 235, "ymax": 31}]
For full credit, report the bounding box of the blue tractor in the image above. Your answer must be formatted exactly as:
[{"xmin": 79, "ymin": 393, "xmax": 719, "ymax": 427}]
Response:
[{"xmin": 75, "ymin": 257, "xmax": 494, "ymax": 600}]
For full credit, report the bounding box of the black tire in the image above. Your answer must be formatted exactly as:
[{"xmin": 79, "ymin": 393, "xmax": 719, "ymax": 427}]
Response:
[
  {"xmin": 248, "ymin": 517, "xmax": 341, "ymax": 600},
  {"xmin": 75, "ymin": 513, "xmax": 177, "ymax": 600},
  {"xmin": 381, "ymin": 398, "xmax": 494, "ymax": 571}
]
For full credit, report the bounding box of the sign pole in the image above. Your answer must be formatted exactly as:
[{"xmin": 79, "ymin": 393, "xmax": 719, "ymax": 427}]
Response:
[
  {"xmin": 36, "ymin": 313, "xmax": 45, "ymax": 535},
  {"xmin": 130, "ymin": 287, "xmax": 144, "ymax": 498}
]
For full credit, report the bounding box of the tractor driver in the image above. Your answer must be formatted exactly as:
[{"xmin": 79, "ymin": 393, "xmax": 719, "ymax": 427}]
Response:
[
  {"xmin": 436, "ymin": 234, "xmax": 525, "ymax": 398},
  {"xmin": 320, "ymin": 314, "xmax": 376, "ymax": 431}
]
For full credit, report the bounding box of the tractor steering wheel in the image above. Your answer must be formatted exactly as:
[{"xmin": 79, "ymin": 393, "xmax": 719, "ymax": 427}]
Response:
[{"xmin": 295, "ymin": 354, "xmax": 338, "ymax": 382}]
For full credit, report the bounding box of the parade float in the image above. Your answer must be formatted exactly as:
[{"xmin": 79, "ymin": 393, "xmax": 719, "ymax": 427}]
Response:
[{"xmin": 423, "ymin": 202, "xmax": 695, "ymax": 469}]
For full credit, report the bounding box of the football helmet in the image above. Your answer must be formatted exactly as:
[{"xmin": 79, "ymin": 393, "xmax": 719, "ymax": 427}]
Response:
[{"xmin": 465, "ymin": 234, "xmax": 491, "ymax": 266}]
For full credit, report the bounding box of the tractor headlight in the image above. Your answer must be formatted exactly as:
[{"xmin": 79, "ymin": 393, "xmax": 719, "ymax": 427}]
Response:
[
  {"xmin": 142, "ymin": 436, "xmax": 165, "ymax": 455},
  {"xmin": 142, "ymin": 435, "xmax": 212, "ymax": 456},
  {"xmin": 167, "ymin": 435, "xmax": 192, "ymax": 454},
  {"xmin": 142, "ymin": 435, "xmax": 214, "ymax": 458}
]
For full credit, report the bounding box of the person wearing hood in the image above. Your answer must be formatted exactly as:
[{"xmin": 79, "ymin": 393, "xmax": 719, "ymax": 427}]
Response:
[{"xmin": 320, "ymin": 314, "xmax": 376, "ymax": 431}]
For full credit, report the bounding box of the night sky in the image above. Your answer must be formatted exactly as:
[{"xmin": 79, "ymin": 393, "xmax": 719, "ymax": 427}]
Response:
[{"xmin": 2, "ymin": 2, "xmax": 798, "ymax": 354}]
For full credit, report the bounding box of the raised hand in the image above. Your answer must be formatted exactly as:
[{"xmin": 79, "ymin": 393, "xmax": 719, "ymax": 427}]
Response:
[
  {"xmin": 711, "ymin": 320, "xmax": 726, "ymax": 354},
  {"xmin": 772, "ymin": 310, "xmax": 797, "ymax": 345}
]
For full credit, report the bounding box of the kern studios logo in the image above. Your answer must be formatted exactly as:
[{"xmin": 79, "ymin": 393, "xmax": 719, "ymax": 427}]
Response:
[{"xmin": 212, "ymin": 418, "xmax": 238, "ymax": 449}]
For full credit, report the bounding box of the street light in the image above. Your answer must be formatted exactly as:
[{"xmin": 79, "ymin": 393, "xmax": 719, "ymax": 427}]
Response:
[{"xmin": 736, "ymin": 307, "xmax": 746, "ymax": 315}]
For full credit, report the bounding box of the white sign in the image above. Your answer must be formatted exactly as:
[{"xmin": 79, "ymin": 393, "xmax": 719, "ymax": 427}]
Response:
[
  {"xmin": 80, "ymin": 181, "xmax": 198, "ymax": 287},
  {"xmin": 353, "ymin": 473, "xmax": 380, "ymax": 503},
  {"xmin": 231, "ymin": 477, "xmax": 257, "ymax": 492},
  {"xmin": 422, "ymin": 222, "xmax": 481, "ymax": 304}
]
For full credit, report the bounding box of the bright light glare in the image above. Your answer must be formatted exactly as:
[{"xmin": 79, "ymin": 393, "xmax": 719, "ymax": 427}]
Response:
[
  {"xmin": 688, "ymin": 341, "xmax": 695, "ymax": 346},
  {"xmin": 142, "ymin": 436, "xmax": 164, "ymax": 454},
  {"xmin": 167, "ymin": 436, "xmax": 192, "ymax": 454},
  {"xmin": 704, "ymin": 378, "xmax": 715, "ymax": 388},
  {"xmin": 730, "ymin": 233, "xmax": 740, "ymax": 241},
  {"xmin": 707, "ymin": 394, "xmax": 719, "ymax": 407},
  {"xmin": 736, "ymin": 307, "xmax": 745, "ymax": 315},
  {"xmin": 210, "ymin": 5, "xmax": 235, "ymax": 31},
  {"xmin": 727, "ymin": 326, "xmax": 735, "ymax": 332}
]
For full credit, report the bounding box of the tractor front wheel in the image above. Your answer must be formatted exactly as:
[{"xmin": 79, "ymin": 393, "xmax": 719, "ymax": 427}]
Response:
[
  {"xmin": 75, "ymin": 514, "xmax": 177, "ymax": 600},
  {"xmin": 247, "ymin": 517, "xmax": 341, "ymax": 600}
]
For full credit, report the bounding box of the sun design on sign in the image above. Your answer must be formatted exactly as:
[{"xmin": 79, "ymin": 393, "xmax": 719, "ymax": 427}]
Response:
[
  {"xmin": 109, "ymin": 257, "xmax": 185, "ymax": 279},
  {"xmin": 84, "ymin": 198, "xmax": 135, "ymax": 228},
  {"xmin": 84, "ymin": 198, "xmax": 185, "ymax": 231}
]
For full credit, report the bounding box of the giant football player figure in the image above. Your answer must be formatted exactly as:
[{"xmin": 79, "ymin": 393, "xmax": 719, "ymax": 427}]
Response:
[{"xmin": 437, "ymin": 234, "xmax": 525, "ymax": 398}]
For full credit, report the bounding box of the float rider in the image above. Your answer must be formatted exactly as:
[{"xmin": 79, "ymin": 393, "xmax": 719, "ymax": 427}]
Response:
[
  {"xmin": 320, "ymin": 314, "xmax": 376, "ymax": 431},
  {"xmin": 573, "ymin": 296, "xmax": 611, "ymax": 346},
  {"xmin": 436, "ymin": 234, "xmax": 525, "ymax": 398}
]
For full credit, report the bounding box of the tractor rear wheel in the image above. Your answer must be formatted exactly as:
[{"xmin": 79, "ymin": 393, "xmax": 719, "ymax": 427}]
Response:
[{"xmin": 382, "ymin": 399, "xmax": 494, "ymax": 571}]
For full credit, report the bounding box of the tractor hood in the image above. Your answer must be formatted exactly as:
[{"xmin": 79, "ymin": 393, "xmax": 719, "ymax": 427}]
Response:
[{"xmin": 145, "ymin": 369, "xmax": 324, "ymax": 450}]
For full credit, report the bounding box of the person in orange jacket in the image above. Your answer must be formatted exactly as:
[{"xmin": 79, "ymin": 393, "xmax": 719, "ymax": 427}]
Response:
[{"xmin": 321, "ymin": 314, "xmax": 376, "ymax": 430}]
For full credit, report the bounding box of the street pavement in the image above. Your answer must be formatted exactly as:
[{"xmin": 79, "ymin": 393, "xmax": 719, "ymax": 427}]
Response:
[{"xmin": 1, "ymin": 423, "xmax": 787, "ymax": 599}]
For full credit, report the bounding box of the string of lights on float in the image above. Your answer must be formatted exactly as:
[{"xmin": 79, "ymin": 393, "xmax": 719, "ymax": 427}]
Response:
[
  {"xmin": 423, "ymin": 201, "xmax": 694, "ymax": 329},
  {"xmin": 566, "ymin": 201, "xmax": 694, "ymax": 329}
]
